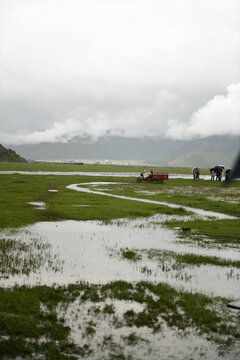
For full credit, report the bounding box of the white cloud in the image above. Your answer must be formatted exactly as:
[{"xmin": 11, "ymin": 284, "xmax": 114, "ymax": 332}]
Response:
[
  {"xmin": 1, "ymin": 84, "xmax": 240, "ymax": 145},
  {"xmin": 0, "ymin": 119, "xmax": 81, "ymax": 145},
  {"xmin": 166, "ymin": 83, "xmax": 240, "ymax": 140},
  {"xmin": 0, "ymin": 89, "xmax": 179, "ymax": 144}
]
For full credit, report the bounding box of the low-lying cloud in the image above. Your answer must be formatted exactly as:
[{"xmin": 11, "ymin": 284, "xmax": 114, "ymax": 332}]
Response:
[
  {"xmin": 166, "ymin": 83, "xmax": 240, "ymax": 140},
  {"xmin": 0, "ymin": 83, "xmax": 239, "ymax": 145},
  {"xmin": 0, "ymin": 88, "xmax": 179, "ymax": 144},
  {"xmin": 0, "ymin": 119, "xmax": 85, "ymax": 145}
]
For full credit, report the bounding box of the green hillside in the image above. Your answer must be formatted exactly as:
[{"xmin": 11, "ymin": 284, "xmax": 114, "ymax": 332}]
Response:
[
  {"xmin": 0, "ymin": 144, "xmax": 26, "ymax": 162},
  {"xmin": 168, "ymin": 151, "xmax": 233, "ymax": 168}
]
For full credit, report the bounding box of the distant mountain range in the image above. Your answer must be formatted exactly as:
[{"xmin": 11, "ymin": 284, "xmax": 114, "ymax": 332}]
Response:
[
  {"xmin": 0, "ymin": 144, "xmax": 26, "ymax": 162},
  {"xmin": 6, "ymin": 135, "xmax": 240, "ymax": 168}
]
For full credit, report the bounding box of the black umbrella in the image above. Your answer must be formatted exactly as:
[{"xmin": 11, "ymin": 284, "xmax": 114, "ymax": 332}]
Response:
[{"xmin": 213, "ymin": 166, "xmax": 222, "ymax": 175}]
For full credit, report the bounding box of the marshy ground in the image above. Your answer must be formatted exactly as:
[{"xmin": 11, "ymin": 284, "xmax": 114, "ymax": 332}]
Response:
[{"xmin": 0, "ymin": 163, "xmax": 240, "ymax": 359}]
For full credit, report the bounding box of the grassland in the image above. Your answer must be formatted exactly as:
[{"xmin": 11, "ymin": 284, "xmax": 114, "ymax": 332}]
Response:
[
  {"xmin": 0, "ymin": 162, "xmax": 240, "ymax": 359},
  {"xmin": 0, "ymin": 174, "xmax": 190, "ymax": 229},
  {"xmin": 0, "ymin": 171, "xmax": 239, "ymax": 228},
  {"xmin": 0, "ymin": 160, "xmax": 211, "ymax": 174}
]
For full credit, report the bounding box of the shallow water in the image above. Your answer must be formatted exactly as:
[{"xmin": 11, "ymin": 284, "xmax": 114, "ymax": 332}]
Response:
[
  {"xmin": 61, "ymin": 298, "xmax": 240, "ymax": 360},
  {"xmin": 1, "ymin": 217, "xmax": 239, "ymax": 299},
  {"xmin": 1, "ymin": 216, "xmax": 240, "ymax": 359},
  {"xmin": 27, "ymin": 201, "xmax": 46, "ymax": 210},
  {"xmin": 0, "ymin": 170, "xmax": 212, "ymax": 180}
]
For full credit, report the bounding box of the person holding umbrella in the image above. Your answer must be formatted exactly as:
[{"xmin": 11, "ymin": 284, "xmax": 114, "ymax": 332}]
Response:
[{"xmin": 213, "ymin": 165, "xmax": 224, "ymax": 182}]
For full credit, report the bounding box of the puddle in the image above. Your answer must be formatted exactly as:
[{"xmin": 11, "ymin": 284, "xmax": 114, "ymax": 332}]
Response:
[
  {"xmin": 72, "ymin": 204, "xmax": 92, "ymax": 207},
  {"xmin": 136, "ymin": 190, "xmax": 165, "ymax": 195},
  {"xmin": 1, "ymin": 217, "xmax": 239, "ymax": 299},
  {"xmin": 207, "ymin": 196, "xmax": 239, "ymax": 204},
  {"xmin": 27, "ymin": 201, "xmax": 46, "ymax": 210},
  {"xmin": 67, "ymin": 182, "xmax": 236, "ymax": 220}
]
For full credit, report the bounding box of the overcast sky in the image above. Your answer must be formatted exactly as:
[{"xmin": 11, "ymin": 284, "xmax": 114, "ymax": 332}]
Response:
[{"xmin": 0, "ymin": 0, "xmax": 239, "ymax": 145}]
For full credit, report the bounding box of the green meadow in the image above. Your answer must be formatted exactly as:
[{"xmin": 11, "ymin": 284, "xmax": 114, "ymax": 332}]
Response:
[
  {"xmin": 0, "ymin": 160, "xmax": 211, "ymax": 174},
  {"xmin": 0, "ymin": 162, "xmax": 240, "ymax": 359}
]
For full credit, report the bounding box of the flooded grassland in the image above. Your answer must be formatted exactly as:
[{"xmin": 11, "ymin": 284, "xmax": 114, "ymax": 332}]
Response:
[{"xmin": 0, "ymin": 173, "xmax": 240, "ymax": 359}]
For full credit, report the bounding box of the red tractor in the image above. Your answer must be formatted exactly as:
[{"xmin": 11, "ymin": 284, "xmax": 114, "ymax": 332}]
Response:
[{"xmin": 137, "ymin": 171, "xmax": 168, "ymax": 183}]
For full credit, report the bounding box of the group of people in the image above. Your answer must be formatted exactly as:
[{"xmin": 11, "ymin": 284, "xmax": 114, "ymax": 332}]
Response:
[
  {"xmin": 210, "ymin": 166, "xmax": 232, "ymax": 182},
  {"xmin": 192, "ymin": 166, "xmax": 232, "ymax": 182}
]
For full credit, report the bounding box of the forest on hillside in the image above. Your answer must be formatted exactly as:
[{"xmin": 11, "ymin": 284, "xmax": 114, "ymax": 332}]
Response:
[{"xmin": 0, "ymin": 144, "xmax": 26, "ymax": 162}]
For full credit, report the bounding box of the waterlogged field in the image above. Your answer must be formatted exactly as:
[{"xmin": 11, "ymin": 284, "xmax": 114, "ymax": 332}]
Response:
[
  {"xmin": 0, "ymin": 163, "xmax": 240, "ymax": 360},
  {"xmin": 0, "ymin": 161, "xmax": 210, "ymax": 174}
]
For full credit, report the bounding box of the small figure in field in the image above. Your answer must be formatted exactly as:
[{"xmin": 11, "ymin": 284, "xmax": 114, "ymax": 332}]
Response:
[
  {"xmin": 213, "ymin": 165, "xmax": 224, "ymax": 182},
  {"xmin": 225, "ymin": 168, "xmax": 232, "ymax": 182},
  {"xmin": 145, "ymin": 170, "xmax": 153, "ymax": 181},
  {"xmin": 138, "ymin": 171, "xmax": 143, "ymax": 182},
  {"xmin": 210, "ymin": 168, "xmax": 215, "ymax": 181},
  {"xmin": 192, "ymin": 167, "xmax": 200, "ymax": 181},
  {"xmin": 137, "ymin": 170, "xmax": 146, "ymax": 182}
]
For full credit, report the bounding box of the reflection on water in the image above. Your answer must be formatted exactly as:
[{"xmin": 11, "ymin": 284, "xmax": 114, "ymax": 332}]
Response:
[{"xmin": 1, "ymin": 216, "xmax": 240, "ymax": 299}]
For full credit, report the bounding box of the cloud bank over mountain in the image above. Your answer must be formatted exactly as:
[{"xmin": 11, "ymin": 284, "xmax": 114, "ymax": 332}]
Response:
[
  {"xmin": 1, "ymin": 83, "xmax": 239, "ymax": 145},
  {"xmin": 166, "ymin": 83, "xmax": 240, "ymax": 140}
]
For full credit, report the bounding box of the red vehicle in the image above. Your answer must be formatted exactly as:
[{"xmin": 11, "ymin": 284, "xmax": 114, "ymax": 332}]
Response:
[{"xmin": 137, "ymin": 171, "xmax": 168, "ymax": 183}]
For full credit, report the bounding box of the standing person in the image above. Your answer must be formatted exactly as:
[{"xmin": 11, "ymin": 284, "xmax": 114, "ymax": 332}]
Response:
[
  {"xmin": 192, "ymin": 167, "xmax": 200, "ymax": 181},
  {"xmin": 210, "ymin": 168, "xmax": 215, "ymax": 181},
  {"xmin": 213, "ymin": 166, "xmax": 221, "ymax": 182},
  {"xmin": 219, "ymin": 165, "xmax": 225, "ymax": 183},
  {"xmin": 217, "ymin": 167, "xmax": 222, "ymax": 182},
  {"xmin": 213, "ymin": 165, "xmax": 224, "ymax": 182}
]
